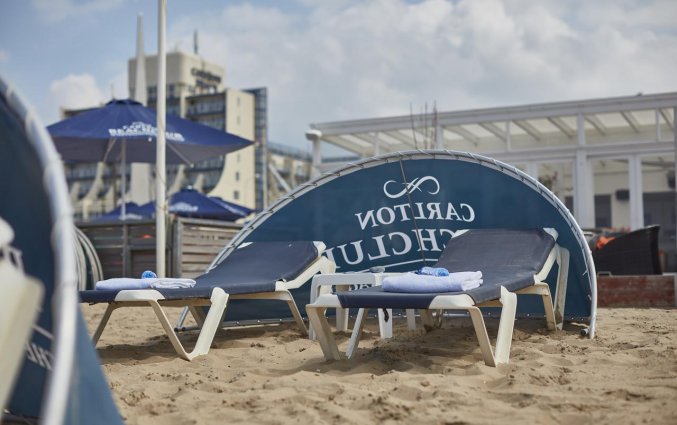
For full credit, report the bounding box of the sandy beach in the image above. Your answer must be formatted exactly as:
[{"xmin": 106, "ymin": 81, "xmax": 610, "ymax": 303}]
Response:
[{"xmin": 82, "ymin": 305, "xmax": 677, "ymax": 425}]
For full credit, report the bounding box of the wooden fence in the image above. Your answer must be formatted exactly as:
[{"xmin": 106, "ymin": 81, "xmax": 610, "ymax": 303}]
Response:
[{"xmin": 77, "ymin": 217, "xmax": 242, "ymax": 285}]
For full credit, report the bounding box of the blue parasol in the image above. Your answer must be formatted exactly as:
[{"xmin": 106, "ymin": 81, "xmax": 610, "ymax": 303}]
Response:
[
  {"xmin": 96, "ymin": 188, "xmax": 253, "ymax": 222},
  {"xmin": 47, "ymin": 99, "xmax": 251, "ymax": 164},
  {"xmin": 143, "ymin": 188, "xmax": 252, "ymax": 221}
]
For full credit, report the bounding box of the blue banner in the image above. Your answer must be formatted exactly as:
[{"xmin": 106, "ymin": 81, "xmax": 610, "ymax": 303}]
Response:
[{"xmin": 223, "ymin": 152, "xmax": 595, "ymax": 323}]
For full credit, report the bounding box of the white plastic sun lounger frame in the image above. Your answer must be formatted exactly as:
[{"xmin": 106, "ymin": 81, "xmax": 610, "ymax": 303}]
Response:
[
  {"xmin": 90, "ymin": 242, "xmax": 335, "ymax": 361},
  {"xmin": 306, "ymin": 229, "xmax": 569, "ymax": 367}
]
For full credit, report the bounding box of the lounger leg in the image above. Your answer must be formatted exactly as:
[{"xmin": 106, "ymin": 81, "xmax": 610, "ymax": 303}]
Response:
[
  {"xmin": 554, "ymin": 247, "xmax": 569, "ymax": 330},
  {"xmin": 92, "ymin": 303, "xmax": 118, "ymax": 344},
  {"xmin": 433, "ymin": 309, "xmax": 444, "ymax": 328},
  {"xmin": 188, "ymin": 306, "xmax": 206, "ymax": 327},
  {"xmin": 420, "ymin": 309, "xmax": 435, "ymax": 329},
  {"xmin": 307, "ymin": 306, "xmax": 343, "ymax": 360},
  {"xmin": 467, "ymin": 307, "xmax": 495, "ymax": 366},
  {"xmin": 377, "ymin": 308, "xmax": 393, "ymax": 339},
  {"xmin": 467, "ymin": 287, "xmax": 517, "ymax": 367},
  {"xmin": 148, "ymin": 288, "xmax": 229, "ymax": 361},
  {"xmin": 494, "ymin": 287, "xmax": 517, "ymax": 364},
  {"xmin": 406, "ymin": 309, "xmax": 416, "ymax": 330},
  {"xmin": 278, "ymin": 290, "xmax": 308, "ymax": 336},
  {"xmin": 346, "ymin": 308, "xmax": 368, "ymax": 358}
]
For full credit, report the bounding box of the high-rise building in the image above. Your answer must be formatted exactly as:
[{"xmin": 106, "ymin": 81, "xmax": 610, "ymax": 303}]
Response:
[{"xmin": 129, "ymin": 51, "xmax": 259, "ymax": 209}]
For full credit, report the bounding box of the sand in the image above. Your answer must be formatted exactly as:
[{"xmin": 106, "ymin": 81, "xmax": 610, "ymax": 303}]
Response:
[{"xmin": 82, "ymin": 305, "xmax": 677, "ymax": 425}]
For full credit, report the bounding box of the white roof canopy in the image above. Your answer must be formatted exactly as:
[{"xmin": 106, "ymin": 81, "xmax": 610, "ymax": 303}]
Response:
[{"xmin": 308, "ymin": 92, "xmax": 677, "ymax": 165}]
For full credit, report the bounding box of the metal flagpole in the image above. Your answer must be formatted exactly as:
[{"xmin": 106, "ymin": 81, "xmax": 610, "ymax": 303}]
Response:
[{"xmin": 156, "ymin": 0, "xmax": 166, "ymax": 277}]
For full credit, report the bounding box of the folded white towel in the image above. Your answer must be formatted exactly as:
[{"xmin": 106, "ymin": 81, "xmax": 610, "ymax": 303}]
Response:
[
  {"xmin": 382, "ymin": 271, "xmax": 483, "ymax": 293},
  {"xmin": 95, "ymin": 277, "xmax": 196, "ymax": 290},
  {"xmin": 149, "ymin": 278, "xmax": 196, "ymax": 289}
]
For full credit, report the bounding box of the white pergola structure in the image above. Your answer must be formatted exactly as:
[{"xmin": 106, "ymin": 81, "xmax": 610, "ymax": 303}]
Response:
[{"xmin": 307, "ymin": 93, "xmax": 677, "ymax": 235}]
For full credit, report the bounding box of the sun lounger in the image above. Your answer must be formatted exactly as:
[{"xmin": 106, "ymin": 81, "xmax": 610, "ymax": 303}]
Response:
[
  {"xmin": 306, "ymin": 229, "xmax": 569, "ymax": 367},
  {"xmin": 80, "ymin": 241, "xmax": 336, "ymax": 360}
]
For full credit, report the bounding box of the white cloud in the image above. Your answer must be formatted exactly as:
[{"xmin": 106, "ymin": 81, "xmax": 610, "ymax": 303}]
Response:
[
  {"xmin": 47, "ymin": 73, "xmax": 107, "ymax": 121},
  {"xmin": 167, "ymin": 0, "xmax": 677, "ymax": 148},
  {"xmin": 32, "ymin": 0, "xmax": 123, "ymax": 23}
]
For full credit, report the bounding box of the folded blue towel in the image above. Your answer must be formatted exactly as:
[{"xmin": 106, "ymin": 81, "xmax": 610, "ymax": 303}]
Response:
[
  {"xmin": 95, "ymin": 277, "xmax": 197, "ymax": 291},
  {"xmin": 382, "ymin": 271, "xmax": 482, "ymax": 293}
]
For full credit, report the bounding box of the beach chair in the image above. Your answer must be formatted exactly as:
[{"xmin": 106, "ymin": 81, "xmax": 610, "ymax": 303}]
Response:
[
  {"xmin": 307, "ymin": 229, "xmax": 569, "ymax": 367},
  {"xmin": 80, "ymin": 241, "xmax": 336, "ymax": 360}
]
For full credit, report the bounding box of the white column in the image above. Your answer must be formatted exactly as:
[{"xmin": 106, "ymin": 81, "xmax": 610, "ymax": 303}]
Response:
[
  {"xmin": 434, "ymin": 122, "xmax": 442, "ymax": 149},
  {"xmin": 156, "ymin": 0, "xmax": 167, "ymax": 277},
  {"xmin": 373, "ymin": 132, "xmax": 381, "ymax": 156},
  {"xmin": 525, "ymin": 162, "xmax": 538, "ymax": 180},
  {"xmin": 628, "ymin": 155, "xmax": 644, "ymax": 230},
  {"xmin": 306, "ymin": 129, "xmax": 322, "ymax": 177},
  {"xmin": 574, "ymin": 113, "xmax": 594, "ymax": 227},
  {"xmin": 505, "ymin": 121, "xmax": 511, "ymax": 151}
]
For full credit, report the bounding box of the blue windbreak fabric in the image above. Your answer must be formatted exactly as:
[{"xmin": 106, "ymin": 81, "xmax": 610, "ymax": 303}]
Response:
[
  {"xmin": 80, "ymin": 241, "xmax": 319, "ymax": 303},
  {"xmin": 337, "ymin": 229, "xmax": 555, "ymax": 308},
  {"xmin": 234, "ymin": 153, "xmax": 593, "ymax": 322},
  {"xmin": 1, "ymin": 80, "xmax": 122, "ymax": 423}
]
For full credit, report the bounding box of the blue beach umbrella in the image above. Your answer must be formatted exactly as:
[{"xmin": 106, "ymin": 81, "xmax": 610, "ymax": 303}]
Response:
[
  {"xmin": 47, "ymin": 99, "xmax": 252, "ymax": 164},
  {"xmin": 94, "ymin": 202, "xmax": 148, "ymax": 222},
  {"xmin": 47, "ymin": 98, "xmax": 252, "ymax": 214},
  {"xmin": 138, "ymin": 188, "xmax": 253, "ymax": 221}
]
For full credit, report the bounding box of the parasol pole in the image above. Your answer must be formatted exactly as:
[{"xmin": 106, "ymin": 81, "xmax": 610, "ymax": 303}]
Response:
[
  {"xmin": 156, "ymin": 0, "xmax": 167, "ymax": 277},
  {"xmin": 121, "ymin": 140, "xmax": 128, "ymax": 275}
]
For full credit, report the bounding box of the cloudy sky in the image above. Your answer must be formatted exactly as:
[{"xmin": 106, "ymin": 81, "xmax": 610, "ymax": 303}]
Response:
[{"xmin": 1, "ymin": 0, "xmax": 676, "ymax": 150}]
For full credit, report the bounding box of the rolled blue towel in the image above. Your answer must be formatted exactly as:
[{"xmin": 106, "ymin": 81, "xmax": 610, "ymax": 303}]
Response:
[
  {"xmin": 416, "ymin": 266, "xmax": 449, "ymax": 277},
  {"xmin": 383, "ymin": 271, "xmax": 483, "ymax": 293},
  {"xmin": 141, "ymin": 270, "xmax": 157, "ymax": 279}
]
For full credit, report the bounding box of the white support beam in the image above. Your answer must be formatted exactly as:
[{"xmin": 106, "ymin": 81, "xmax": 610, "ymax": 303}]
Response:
[
  {"xmin": 585, "ymin": 114, "xmax": 607, "ymax": 136},
  {"xmin": 621, "ymin": 111, "xmax": 641, "ymax": 133},
  {"xmin": 656, "ymin": 109, "xmax": 662, "ymax": 141},
  {"xmin": 387, "ymin": 131, "xmax": 418, "ymax": 149},
  {"xmin": 660, "ymin": 108, "xmax": 674, "ymax": 129},
  {"xmin": 525, "ymin": 162, "xmax": 538, "ymax": 180},
  {"xmin": 479, "ymin": 122, "xmax": 505, "ymax": 140},
  {"xmin": 514, "ymin": 120, "xmax": 543, "ymax": 142},
  {"xmin": 372, "ymin": 132, "xmax": 381, "ymax": 156},
  {"xmin": 574, "ymin": 114, "xmax": 594, "ymax": 228},
  {"xmin": 434, "ymin": 120, "xmax": 442, "ymax": 149},
  {"xmin": 311, "ymin": 92, "xmax": 677, "ymax": 137},
  {"xmin": 445, "ymin": 125, "xmax": 480, "ymax": 145},
  {"xmin": 305, "ymin": 129, "xmax": 322, "ymax": 176},
  {"xmin": 505, "ymin": 121, "xmax": 511, "ymax": 151},
  {"xmin": 547, "ymin": 117, "xmax": 575, "ymax": 138},
  {"xmin": 628, "ymin": 155, "xmax": 644, "ymax": 230},
  {"xmin": 322, "ymin": 135, "xmax": 372, "ymax": 157}
]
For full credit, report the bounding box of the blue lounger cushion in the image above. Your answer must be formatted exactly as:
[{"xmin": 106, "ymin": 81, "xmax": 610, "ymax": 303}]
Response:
[
  {"xmin": 80, "ymin": 241, "xmax": 319, "ymax": 303},
  {"xmin": 336, "ymin": 229, "xmax": 556, "ymax": 309}
]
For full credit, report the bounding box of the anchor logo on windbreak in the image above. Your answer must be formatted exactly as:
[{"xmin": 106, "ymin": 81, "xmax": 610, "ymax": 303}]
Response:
[{"xmin": 383, "ymin": 176, "xmax": 440, "ymax": 199}]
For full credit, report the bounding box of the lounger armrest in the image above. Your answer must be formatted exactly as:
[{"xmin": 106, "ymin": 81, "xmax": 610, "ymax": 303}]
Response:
[{"xmin": 313, "ymin": 241, "xmax": 327, "ymax": 254}]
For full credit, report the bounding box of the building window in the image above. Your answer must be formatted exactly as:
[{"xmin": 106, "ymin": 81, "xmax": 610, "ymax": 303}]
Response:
[
  {"xmin": 233, "ymin": 190, "xmax": 239, "ymax": 200},
  {"xmin": 235, "ymin": 171, "xmax": 240, "ymax": 181}
]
